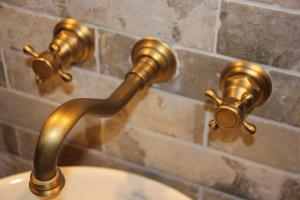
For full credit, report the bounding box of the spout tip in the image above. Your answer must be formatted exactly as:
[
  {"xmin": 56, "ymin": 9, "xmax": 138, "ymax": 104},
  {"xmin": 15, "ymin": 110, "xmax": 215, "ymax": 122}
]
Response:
[{"xmin": 29, "ymin": 168, "xmax": 65, "ymax": 199}]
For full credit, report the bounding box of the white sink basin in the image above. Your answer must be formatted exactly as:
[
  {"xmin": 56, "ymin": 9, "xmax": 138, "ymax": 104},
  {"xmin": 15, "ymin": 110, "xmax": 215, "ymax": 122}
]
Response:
[{"xmin": 0, "ymin": 166, "xmax": 191, "ymax": 200}]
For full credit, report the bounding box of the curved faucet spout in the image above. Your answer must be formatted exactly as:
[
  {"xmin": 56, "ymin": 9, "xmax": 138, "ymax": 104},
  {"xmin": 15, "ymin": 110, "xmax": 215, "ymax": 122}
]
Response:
[
  {"xmin": 28, "ymin": 37, "xmax": 177, "ymax": 198},
  {"xmin": 33, "ymin": 74, "xmax": 143, "ymax": 181}
]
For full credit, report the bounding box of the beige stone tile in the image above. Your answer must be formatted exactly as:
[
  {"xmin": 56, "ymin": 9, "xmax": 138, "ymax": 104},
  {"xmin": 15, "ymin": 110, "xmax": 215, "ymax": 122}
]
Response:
[
  {"xmin": 2, "ymin": 0, "xmax": 68, "ymax": 16},
  {"xmin": 58, "ymin": 144, "xmax": 199, "ymax": 199},
  {"xmin": 98, "ymin": 30, "xmax": 137, "ymax": 79},
  {"xmin": 209, "ymin": 117, "xmax": 300, "ymax": 173},
  {"xmin": 0, "ymin": 4, "xmax": 58, "ymax": 51},
  {"xmin": 16, "ymin": 129, "xmax": 37, "ymax": 161},
  {"xmin": 4, "ymin": 50, "xmax": 118, "ymax": 103},
  {"xmin": 0, "ymin": 88, "xmax": 56, "ymax": 131},
  {"xmin": 102, "ymin": 123, "xmax": 300, "ymax": 200},
  {"xmin": 254, "ymin": 71, "xmax": 300, "ymax": 127},
  {"xmin": 0, "ymin": 5, "xmax": 96, "ymax": 71},
  {"xmin": 158, "ymin": 48, "xmax": 232, "ymax": 101},
  {"xmin": 2, "ymin": 1, "xmax": 218, "ymax": 50},
  {"xmin": 5, "ymin": 50, "xmax": 204, "ymax": 143},
  {"xmin": 0, "ymin": 122, "xmax": 18, "ymax": 155},
  {"xmin": 217, "ymin": 1, "xmax": 300, "ymax": 70},
  {"xmin": 106, "ymin": 88, "xmax": 205, "ymax": 143},
  {"xmin": 249, "ymin": 0, "xmax": 300, "ymax": 9},
  {"xmin": 0, "ymin": 152, "xmax": 32, "ymax": 178}
]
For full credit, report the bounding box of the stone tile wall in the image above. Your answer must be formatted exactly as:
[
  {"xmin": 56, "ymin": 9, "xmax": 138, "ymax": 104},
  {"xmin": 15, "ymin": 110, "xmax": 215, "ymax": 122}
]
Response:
[{"xmin": 0, "ymin": 1, "xmax": 299, "ymax": 199}]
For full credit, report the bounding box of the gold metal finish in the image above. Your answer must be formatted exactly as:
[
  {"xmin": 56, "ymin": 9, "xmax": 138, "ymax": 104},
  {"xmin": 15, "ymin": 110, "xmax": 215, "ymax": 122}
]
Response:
[
  {"xmin": 29, "ymin": 38, "xmax": 176, "ymax": 198},
  {"xmin": 205, "ymin": 60, "xmax": 272, "ymax": 135},
  {"xmin": 23, "ymin": 18, "xmax": 94, "ymax": 83}
]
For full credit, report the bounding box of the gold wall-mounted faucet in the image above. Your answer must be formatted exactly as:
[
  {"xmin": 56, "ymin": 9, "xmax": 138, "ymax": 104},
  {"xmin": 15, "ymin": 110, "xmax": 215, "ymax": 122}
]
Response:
[
  {"xmin": 205, "ymin": 61, "xmax": 272, "ymax": 135},
  {"xmin": 23, "ymin": 18, "xmax": 94, "ymax": 83},
  {"xmin": 29, "ymin": 37, "xmax": 176, "ymax": 198}
]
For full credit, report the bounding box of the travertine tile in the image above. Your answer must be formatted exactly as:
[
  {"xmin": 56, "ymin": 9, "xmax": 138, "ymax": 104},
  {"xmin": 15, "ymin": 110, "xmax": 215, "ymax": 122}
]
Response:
[
  {"xmin": 0, "ymin": 122, "xmax": 18, "ymax": 155},
  {"xmin": 4, "ymin": 50, "xmax": 117, "ymax": 103},
  {"xmin": 99, "ymin": 30, "xmax": 137, "ymax": 79},
  {"xmin": 2, "ymin": 0, "xmax": 68, "ymax": 16},
  {"xmin": 107, "ymin": 88, "xmax": 205, "ymax": 143},
  {"xmin": 249, "ymin": 0, "xmax": 300, "ymax": 10},
  {"xmin": 209, "ymin": 117, "xmax": 300, "ymax": 173},
  {"xmin": 217, "ymin": 1, "xmax": 300, "ymax": 70},
  {"xmin": 0, "ymin": 152, "xmax": 32, "ymax": 178},
  {"xmin": 158, "ymin": 48, "xmax": 231, "ymax": 101},
  {"xmin": 10, "ymin": 0, "xmax": 218, "ymax": 51},
  {"xmin": 5, "ymin": 50, "xmax": 204, "ymax": 143},
  {"xmin": 0, "ymin": 88, "xmax": 56, "ymax": 131},
  {"xmin": 58, "ymin": 144, "xmax": 199, "ymax": 199},
  {"xmin": 0, "ymin": 5, "xmax": 96, "ymax": 70},
  {"xmin": 102, "ymin": 123, "xmax": 300, "ymax": 200},
  {"xmin": 254, "ymin": 71, "xmax": 300, "ymax": 127},
  {"xmin": 0, "ymin": 4, "xmax": 58, "ymax": 51},
  {"xmin": 0, "ymin": 53, "xmax": 6, "ymax": 87}
]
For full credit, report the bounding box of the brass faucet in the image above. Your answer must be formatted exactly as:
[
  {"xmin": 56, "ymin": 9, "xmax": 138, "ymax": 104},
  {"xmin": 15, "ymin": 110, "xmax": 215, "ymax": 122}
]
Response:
[
  {"xmin": 23, "ymin": 18, "xmax": 94, "ymax": 83},
  {"xmin": 205, "ymin": 61, "xmax": 272, "ymax": 135},
  {"xmin": 29, "ymin": 38, "xmax": 176, "ymax": 198}
]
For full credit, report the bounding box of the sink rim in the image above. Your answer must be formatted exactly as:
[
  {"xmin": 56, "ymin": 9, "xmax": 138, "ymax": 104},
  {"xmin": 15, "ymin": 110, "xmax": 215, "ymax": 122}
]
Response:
[{"xmin": 0, "ymin": 166, "xmax": 191, "ymax": 200}]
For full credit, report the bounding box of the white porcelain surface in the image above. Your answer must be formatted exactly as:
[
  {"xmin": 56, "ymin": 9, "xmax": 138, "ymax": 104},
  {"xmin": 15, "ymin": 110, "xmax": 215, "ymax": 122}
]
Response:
[{"xmin": 0, "ymin": 166, "xmax": 191, "ymax": 200}]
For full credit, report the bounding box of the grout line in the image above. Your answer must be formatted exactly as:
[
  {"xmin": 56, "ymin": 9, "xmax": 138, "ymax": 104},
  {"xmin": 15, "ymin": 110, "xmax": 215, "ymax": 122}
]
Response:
[
  {"xmin": 70, "ymin": 143, "xmax": 199, "ymax": 188},
  {"xmin": 197, "ymin": 186, "xmax": 204, "ymax": 200},
  {"xmin": 1, "ymin": 2, "xmax": 140, "ymax": 41},
  {"xmin": 231, "ymin": 0, "xmax": 300, "ymax": 14},
  {"xmin": 202, "ymin": 187, "xmax": 245, "ymax": 200},
  {"xmin": 202, "ymin": 112, "xmax": 211, "ymax": 147},
  {"xmin": 0, "ymin": 50, "xmax": 11, "ymax": 88},
  {"xmin": 0, "ymin": 86, "xmax": 59, "ymax": 106},
  {"xmin": 0, "ymin": 119, "xmax": 38, "ymax": 135},
  {"xmin": 94, "ymin": 28, "xmax": 101, "ymax": 73},
  {"xmin": 126, "ymin": 122, "xmax": 300, "ymax": 179},
  {"xmin": 249, "ymin": 114, "xmax": 300, "ymax": 133},
  {"xmin": 213, "ymin": 0, "xmax": 222, "ymax": 53},
  {"xmin": 174, "ymin": 44, "xmax": 300, "ymax": 78},
  {"xmin": 3, "ymin": 2, "xmax": 300, "ymax": 79}
]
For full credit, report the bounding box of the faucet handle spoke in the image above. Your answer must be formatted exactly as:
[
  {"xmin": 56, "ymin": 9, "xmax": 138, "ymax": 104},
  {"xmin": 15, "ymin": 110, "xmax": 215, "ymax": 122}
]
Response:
[
  {"xmin": 243, "ymin": 120, "xmax": 256, "ymax": 135},
  {"xmin": 205, "ymin": 89, "xmax": 222, "ymax": 105},
  {"xmin": 58, "ymin": 70, "xmax": 73, "ymax": 82},
  {"xmin": 23, "ymin": 45, "xmax": 39, "ymax": 58}
]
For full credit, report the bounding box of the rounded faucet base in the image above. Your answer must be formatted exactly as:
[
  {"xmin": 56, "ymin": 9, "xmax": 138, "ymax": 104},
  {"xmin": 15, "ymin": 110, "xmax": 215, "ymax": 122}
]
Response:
[{"xmin": 29, "ymin": 168, "xmax": 65, "ymax": 199}]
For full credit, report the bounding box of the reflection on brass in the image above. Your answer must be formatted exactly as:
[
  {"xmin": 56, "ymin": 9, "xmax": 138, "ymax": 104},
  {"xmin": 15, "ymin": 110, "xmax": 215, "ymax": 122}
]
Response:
[
  {"xmin": 29, "ymin": 38, "xmax": 176, "ymax": 198},
  {"xmin": 205, "ymin": 60, "xmax": 272, "ymax": 135},
  {"xmin": 23, "ymin": 18, "xmax": 94, "ymax": 83}
]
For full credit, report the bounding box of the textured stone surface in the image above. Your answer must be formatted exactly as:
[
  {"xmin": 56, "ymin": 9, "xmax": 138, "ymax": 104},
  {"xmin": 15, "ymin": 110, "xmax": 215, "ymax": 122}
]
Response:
[
  {"xmin": 4, "ymin": 0, "xmax": 219, "ymax": 51},
  {"xmin": 5, "ymin": 50, "xmax": 204, "ymax": 143},
  {"xmin": 0, "ymin": 53, "xmax": 6, "ymax": 87},
  {"xmin": 249, "ymin": 0, "xmax": 300, "ymax": 9},
  {"xmin": 0, "ymin": 88, "xmax": 56, "ymax": 131},
  {"xmin": 0, "ymin": 4, "xmax": 57, "ymax": 51},
  {"xmin": 254, "ymin": 71, "xmax": 300, "ymax": 127},
  {"xmin": 209, "ymin": 117, "xmax": 300, "ymax": 173},
  {"xmin": 217, "ymin": 1, "xmax": 300, "ymax": 70},
  {"xmin": 0, "ymin": 152, "xmax": 32, "ymax": 178},
  {"xmin": 0, "ymin": 5, "xmax": 96, "ymax": 70},
  {"xmin": 0, "ymin": 123, "xmax": 18, "ymax": 155},
  {"xmin": 99, "ymin": 31, "xmax": 137, "ymax": 78},
  {"xmin": 102, "ymin": 123, "xmax": 300, "ymax": 200},
  {"xmin": 107, "ymin": 88, "xmax": 205, "ymax": 143},
  {"xmin": 159, "ymin": 48, "xmax": 231, "ymax": 101},
  {"xmin": 58, "ymin": 144, "xmax": 199, "ymax": 199},
  {"xmin": 4, "ymin": 50, "xmax": 116, "ymax": 103}
]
